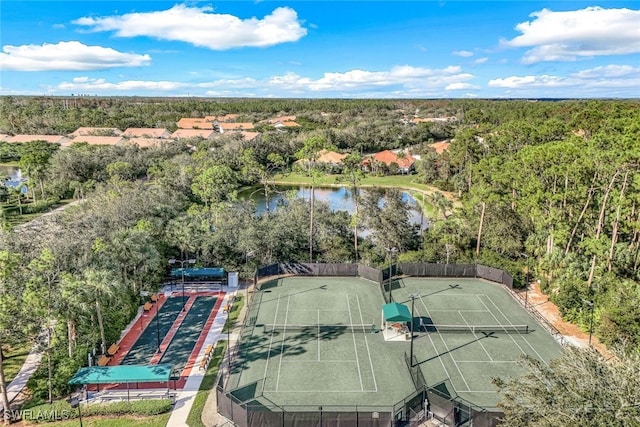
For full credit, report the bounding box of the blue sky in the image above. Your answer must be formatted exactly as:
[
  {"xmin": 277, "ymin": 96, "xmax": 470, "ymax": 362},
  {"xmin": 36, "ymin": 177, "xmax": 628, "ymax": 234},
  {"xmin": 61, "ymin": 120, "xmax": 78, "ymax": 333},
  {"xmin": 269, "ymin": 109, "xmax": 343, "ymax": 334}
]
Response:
[{"xmin": 1, "ymin": 1, "xmax": 639, "ymax": 98}]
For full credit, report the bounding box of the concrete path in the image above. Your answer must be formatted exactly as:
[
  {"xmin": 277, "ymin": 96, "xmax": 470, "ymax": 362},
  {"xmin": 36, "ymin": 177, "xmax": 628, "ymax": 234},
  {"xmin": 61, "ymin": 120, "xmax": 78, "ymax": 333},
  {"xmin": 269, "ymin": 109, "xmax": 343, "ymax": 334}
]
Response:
[
  {"xmin": 165, "ymin": 290, "xmax": 235, "ymax": 427},
  {"xmin": 0, "ymin": 346, "xmax": 42, "ymax": 412}
]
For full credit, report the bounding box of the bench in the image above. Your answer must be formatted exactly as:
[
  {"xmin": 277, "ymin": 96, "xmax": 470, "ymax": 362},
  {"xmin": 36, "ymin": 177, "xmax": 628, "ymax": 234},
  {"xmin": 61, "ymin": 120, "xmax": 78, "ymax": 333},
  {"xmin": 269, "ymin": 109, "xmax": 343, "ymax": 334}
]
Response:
[
  {"xmin": 97, "ymin": 355, "xmax": 110, "ymax": 366},
  {"xmin": 199, "ymin": 357, "xmax": 208, "ymax": 371},
  {"xmin": 151, "ymin": 293, "xmax": 158, "ymax": 302},
  {"xmin": 143, "ymin": 302, "xmax": 152, "ymax": 311},
  {"xmin": 107, "ymin": 343, "xmax": 119, "ymax": 356},
  {"xmin": 204, "ymin": 344, "xmax": 213, "ymax": 358}
]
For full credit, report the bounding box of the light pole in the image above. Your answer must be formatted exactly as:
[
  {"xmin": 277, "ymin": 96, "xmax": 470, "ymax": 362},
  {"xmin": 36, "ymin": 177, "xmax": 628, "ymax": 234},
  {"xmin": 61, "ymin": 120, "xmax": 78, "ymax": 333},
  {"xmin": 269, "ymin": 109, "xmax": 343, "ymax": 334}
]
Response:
[
  {"xmin": 155, "ymin": 303, "xmax": 161, "ymax": 352},
  {"xmin": 385, "ymin": 247, "xmax": 398, "ymax": 303},
  {"xmin": 584, "ymin": 299, "xmax": 595, "ymax": 347},
  {"xmin": 520, "ymin": 253, "xmax": 530, "ymax": 308},
  {"xmin": 409, "ymin": 293, "xmax": 421, "ymax": 367},
  {"xmin": 168, "ymin": 258, "xmax": 196, "ymax": 311},
  {"xmin": 67, "ymin": 395, "xmax": 83, "ymax": 427}
]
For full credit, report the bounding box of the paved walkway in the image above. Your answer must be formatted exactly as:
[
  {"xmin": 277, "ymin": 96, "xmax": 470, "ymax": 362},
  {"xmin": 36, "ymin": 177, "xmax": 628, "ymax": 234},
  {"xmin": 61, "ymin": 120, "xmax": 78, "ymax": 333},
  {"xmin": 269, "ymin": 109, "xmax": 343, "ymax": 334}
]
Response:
[
  {"xmin": 165, "ymin": 289, "xmax": 236, "ymax": 427},
  {"xmin": 0, "ymin": 346, "xmax": 42, "ymax": 412}
]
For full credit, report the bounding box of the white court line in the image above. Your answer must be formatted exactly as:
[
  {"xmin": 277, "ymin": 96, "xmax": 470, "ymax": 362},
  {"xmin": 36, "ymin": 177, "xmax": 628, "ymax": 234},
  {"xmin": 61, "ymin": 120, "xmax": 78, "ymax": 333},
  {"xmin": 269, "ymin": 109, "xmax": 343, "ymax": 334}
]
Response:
[
  {"xmin": 317, "ymin": 310, "xmax": 320, "ymax": 361},
  {"xmin": 356, "ymin": 294, "xmax": 378, "ymax": 393},
  {"xmin": 475, "ymin": 295, "xmax": 529, "ymax": 357},
  {"xmin": 280, "ymin": 359, "xmax": 358, "ymax": 363},
  {"xmin": 261, "ymin": 294, "xmax": 281, "ymax": 394},
  {"xmin": 418, "ymin": 294, "xmax": 471, "ymax": 391},
  {"xmin": 347, "ymin": 295, "xmax": 364, "ymax": 391},
  {"xmin": 483, "ymin": 295, "xmax": 548, "ymax": 364},
  {"xmin": 275, "ymin": 295, "xmax": 291, "ymax": 392},
  {"xmin": 457, "ymin": 361, "xmax": 518, "ymax": 363},
  {"xmin": 267, "ymin": 390, "xmax": 372, "ymax": 393},
  {"xmin": 406, "ymin": 291, "xmax": 453, "ymax": 387},
  {"xmin": 459, "ymin": 311, "xmax": 493, "ymax": 361},
  {"xmin": 429, "ymin": 309, "xmax": 489, "ymax": 312}
]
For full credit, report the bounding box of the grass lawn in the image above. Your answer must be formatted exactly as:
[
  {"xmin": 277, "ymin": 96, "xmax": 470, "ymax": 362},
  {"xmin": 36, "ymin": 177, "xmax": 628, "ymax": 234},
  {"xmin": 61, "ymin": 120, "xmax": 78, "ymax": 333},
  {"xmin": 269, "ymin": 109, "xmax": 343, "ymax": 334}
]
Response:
[
  {"xmin": 21, "ymin": 414, "xmax": 171, "ymax": 427},
  {"xmin": 2, "ymin": 343, "xmax": 31, "ymax": 384},
  {"xmin": 186, "ymin": 341, "xmax": 227, "ymax": 427}
]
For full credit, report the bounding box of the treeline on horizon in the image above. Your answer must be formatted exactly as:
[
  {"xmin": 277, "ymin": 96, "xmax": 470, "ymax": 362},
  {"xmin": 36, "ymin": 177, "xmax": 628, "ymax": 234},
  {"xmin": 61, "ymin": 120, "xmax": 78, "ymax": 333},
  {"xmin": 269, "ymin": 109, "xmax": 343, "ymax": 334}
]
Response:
[{"xmin": 1, "ymin": 96, "xmax": 640, "ymax": 406}]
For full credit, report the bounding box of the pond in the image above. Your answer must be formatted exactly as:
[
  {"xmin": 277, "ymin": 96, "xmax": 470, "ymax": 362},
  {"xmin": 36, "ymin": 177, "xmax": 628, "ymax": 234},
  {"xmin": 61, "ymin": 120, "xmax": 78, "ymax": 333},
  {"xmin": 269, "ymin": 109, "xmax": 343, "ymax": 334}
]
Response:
[
  {"xmin": 238, "ymin": 185, "xmax": 428, "ymax": 230},
  {"xmin": 0, "ymin": 165, "xmax": 26, "ymax": 188}
]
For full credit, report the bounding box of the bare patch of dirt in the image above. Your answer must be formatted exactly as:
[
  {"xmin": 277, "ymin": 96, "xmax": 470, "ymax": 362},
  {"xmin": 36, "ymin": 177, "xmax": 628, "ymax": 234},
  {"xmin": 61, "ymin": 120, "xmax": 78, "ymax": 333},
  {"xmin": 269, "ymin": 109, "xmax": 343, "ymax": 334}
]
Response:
[{"xmin": 516, "ymin": 281, "xmax": 612, "ymax": 357}]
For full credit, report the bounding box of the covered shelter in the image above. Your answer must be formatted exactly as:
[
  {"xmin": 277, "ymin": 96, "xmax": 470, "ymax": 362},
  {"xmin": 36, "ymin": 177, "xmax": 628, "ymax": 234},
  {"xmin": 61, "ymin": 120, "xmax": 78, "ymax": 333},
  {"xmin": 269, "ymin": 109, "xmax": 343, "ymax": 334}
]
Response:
[
  {"xmin": 68, "ymin": 364, "xmax": 174, "ymax": 400},
  {"xmin": 381, "ymin": 302, "xmax": 411, "ymax": 341},
  {"xmin": 171, "ymin": 267, "xmax": 226, "ymax": 283}
]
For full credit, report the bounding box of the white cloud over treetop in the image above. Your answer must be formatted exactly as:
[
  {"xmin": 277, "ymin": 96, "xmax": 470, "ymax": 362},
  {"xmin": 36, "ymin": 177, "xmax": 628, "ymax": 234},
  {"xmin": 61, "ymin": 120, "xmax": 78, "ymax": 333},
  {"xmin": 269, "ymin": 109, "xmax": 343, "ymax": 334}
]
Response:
[
  {"xmin": 56, "ymin": 65, "xmax": 475, "ymax": 96},
  {"xmin": 73, "ymin": 4, "xmax": 307, "ymax": 50},
  {"xmin": 0, "ymin": 41, "xmax": 151, "ymax": 71},
  {"xmin": 504, "ymin": 7, "xmax": 640, "ymax": 63},
  {"xmin": 488, "ymin": 64, "xmax": 640, "ymax": 90}
]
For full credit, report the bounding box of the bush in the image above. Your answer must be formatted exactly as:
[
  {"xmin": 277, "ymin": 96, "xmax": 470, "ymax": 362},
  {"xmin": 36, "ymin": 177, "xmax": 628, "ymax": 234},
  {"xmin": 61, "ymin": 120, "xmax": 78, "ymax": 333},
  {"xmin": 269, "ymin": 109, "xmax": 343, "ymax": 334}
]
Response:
[{"xmin": 23, "ymin": 399, "xmax": 173, "ymax": 423}]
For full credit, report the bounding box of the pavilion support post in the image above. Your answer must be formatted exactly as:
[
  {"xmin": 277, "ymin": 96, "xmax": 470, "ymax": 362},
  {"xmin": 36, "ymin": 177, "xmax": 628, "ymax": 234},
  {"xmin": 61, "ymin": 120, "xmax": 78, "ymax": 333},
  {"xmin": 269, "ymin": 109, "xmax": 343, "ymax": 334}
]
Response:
[{"xmin": 127, "ymin": 382, "xmax": 130, "ymax": 401}]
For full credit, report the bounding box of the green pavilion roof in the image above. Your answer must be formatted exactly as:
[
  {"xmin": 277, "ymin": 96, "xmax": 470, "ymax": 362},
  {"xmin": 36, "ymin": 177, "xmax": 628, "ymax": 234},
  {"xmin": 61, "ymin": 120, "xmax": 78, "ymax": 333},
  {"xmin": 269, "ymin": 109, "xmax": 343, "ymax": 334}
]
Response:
[
  {"xmin": 170, "ymin": 267, "xmax": 225, "ymax": 278},
  {"xmin": 68, "ymin": 364, "xmax": 173, "ymax": 385},
  {"xmin": 382, "ymin": 302, "xmax": 412, "ymax": 322}
]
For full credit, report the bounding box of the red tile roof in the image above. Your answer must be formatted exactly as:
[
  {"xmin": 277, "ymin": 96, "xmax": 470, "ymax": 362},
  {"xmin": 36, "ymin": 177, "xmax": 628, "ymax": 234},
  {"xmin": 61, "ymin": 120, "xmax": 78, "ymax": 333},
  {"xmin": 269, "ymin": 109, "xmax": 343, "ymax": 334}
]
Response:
[
  {"xmin": 176, "ymin": 118, "xmax": 214, "ymax": 129},
  {"xmin": 316, "ymin": 150, "xmax": 347, "ymax": 164},
  {"xmin": 429, "ymin": 141, "xmax": 450, "ymax": 154},
  {"xmin": 70, "ymin": 127, "xmax": 122, "ymax": 137},
  {"xmin": 370, "ymin": 150, "xmax": 416, "ymax": 169},
  {"xmin": 70, "ymin": 136, "xmax": 124, "ymax": 146},
  {"xmin": 218, "ymin": 122, "xmax": 254, "ymax": 132},
  {"xmin": 171, "ymin": 129, "xmax": 215, "ymax": 139},
  {"xmin": 123, "ymin": 128, "xmax": 171, "ymax": 138},
  {"xmin": 6, "ymin": 135, "xmax": 69, "ymax": 144}
]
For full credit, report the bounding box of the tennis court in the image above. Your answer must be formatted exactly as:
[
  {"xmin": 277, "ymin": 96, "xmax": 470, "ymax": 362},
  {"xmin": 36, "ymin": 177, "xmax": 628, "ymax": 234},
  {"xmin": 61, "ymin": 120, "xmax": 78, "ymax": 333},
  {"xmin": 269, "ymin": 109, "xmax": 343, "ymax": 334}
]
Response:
[
  {"xmin": 227, "ymin": 275, "xmax": 563, "ymax": 414},
  {"xmin": 395, "ymin": 277, "xmax": 563, "ymax": 408},
  {"xmin": 227, "ymin": 277, "xmax": 416, "ymax": 409}
]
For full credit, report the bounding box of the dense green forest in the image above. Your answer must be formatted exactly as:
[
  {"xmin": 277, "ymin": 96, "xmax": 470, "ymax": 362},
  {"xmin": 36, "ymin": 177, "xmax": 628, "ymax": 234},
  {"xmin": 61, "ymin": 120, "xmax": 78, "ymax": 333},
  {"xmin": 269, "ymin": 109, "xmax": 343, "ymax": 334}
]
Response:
[{"xmin": 1, "ymin": 96, "xmax": 639, "ymax": 420}]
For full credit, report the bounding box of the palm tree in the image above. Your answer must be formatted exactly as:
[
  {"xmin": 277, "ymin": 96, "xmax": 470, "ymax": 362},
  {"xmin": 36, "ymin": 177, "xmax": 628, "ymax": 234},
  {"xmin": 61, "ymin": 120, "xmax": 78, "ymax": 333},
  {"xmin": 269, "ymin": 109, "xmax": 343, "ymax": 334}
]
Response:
[
  {"xmin": 428, "ymin": 191, "xmax": 453, "ymax": 220},
  {"xmin": 81, "ymin": 269, "xmax": 121, "ymax": 355}
]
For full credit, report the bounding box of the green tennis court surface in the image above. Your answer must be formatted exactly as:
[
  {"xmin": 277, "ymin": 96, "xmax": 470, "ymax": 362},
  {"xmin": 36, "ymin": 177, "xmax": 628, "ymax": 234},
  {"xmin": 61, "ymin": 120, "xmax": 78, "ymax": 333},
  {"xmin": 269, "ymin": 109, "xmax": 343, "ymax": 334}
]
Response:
[
  {"xmin": 159, "ymin": 296, "xmax": 217, "ymax": 372},
  {"xmin": 227, "ymin": 276, "xmax": 563, "ymax": 410},
  {"xmin": 121, "ymin": 297, "xmax": 184, "ymax": 365},
  {"xmin": 396, "ymin": 277, "xmax": 563, "ymax": 408}
]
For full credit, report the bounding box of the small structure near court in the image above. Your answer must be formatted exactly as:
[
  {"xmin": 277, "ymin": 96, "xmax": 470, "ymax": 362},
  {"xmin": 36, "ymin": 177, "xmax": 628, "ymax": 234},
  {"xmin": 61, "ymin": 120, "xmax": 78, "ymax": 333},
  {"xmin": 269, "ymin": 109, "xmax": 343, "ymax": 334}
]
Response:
[
  {"xmin": 68, "ymin": 364, "xmax": 174, "ymax": 402},
  {"xmin": 381, "ymin": 302, "xmax": 411, "ymax": 341}
]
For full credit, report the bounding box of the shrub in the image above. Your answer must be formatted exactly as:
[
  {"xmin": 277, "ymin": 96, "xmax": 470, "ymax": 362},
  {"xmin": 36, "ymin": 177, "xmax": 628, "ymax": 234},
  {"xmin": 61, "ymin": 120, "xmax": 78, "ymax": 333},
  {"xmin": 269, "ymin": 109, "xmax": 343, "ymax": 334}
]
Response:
[{"xmin": 22, "ymin": 399, "xmax": 173, "ymax": 423}]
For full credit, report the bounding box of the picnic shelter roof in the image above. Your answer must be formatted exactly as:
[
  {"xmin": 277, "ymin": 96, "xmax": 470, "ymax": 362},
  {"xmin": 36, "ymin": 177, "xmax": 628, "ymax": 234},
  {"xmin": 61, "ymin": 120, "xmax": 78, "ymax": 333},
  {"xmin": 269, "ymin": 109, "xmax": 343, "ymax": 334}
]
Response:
[
  {"xmin": 382, "ymin": 302, "xmax": 412, "ymax": 322},
  {"xmin": 170, "ymin": 267, "xmax": 225, "ymax": 278},
  {"xmin": 68, "ymin": 364, "xmax": 172, "ymax": 385}
]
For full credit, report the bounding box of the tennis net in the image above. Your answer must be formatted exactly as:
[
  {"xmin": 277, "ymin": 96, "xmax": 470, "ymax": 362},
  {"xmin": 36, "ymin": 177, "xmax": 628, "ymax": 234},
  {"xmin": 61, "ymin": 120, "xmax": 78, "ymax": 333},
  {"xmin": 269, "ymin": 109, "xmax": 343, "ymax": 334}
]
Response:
[
  {"xmin": 421, "ymin": 324, "xmax": 529, "ymax": 334},
  {"xmin": 263, "ymin": 323, "xmax": 375, "ymax": 334}
]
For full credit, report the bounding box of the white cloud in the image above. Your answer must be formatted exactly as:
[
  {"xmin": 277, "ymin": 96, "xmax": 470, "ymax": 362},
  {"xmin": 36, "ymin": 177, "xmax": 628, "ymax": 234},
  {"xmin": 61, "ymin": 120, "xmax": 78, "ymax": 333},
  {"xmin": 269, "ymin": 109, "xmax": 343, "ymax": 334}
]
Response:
[
  {"xmin": 474, "ymin": 57, "xmax": 488, "ymax": 64},
  {"xmin": 504, "ymin": 7, "xmax": 640, "ymax": 63},
  {"xmin": 488, "ymin": 64, "xmax": 640, "ymax": 91},
  {"xmin": 58, "ymin": 77, "xmax": 185, "ymax": 91},
  {"xmin": 445, "ymin": 83, "xmax": 478, "ymax": 90},
  {"xmin": 73, "ymin": 4, "xmax": 307, "ymax": 50},
  {"xmin": 268, "ymin": 65, "xmax": 473, "ymax": 92},
  {"xmin": 452, "ymin": 50, "xmax": 473, "ymax": 57},
  {"xmin": 54, "ymin": 65, "xmax": 475, "ymax": 97},
  {"xmin": 0, "ymin": 41, "xmax": 151, "ymax": 71}
]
